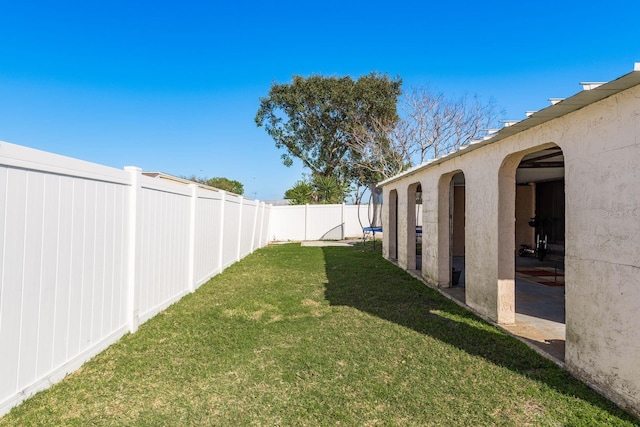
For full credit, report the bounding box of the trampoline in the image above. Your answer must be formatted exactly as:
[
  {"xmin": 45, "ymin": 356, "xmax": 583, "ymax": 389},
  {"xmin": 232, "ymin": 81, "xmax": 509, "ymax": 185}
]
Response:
[{"xmin": 359, "ymin": 184, "xmax": 383, "ymax": 247}]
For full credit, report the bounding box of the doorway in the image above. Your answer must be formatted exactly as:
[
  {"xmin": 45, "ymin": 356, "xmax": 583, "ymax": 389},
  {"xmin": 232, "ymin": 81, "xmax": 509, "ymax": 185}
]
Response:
[{"xmin": 500, "ymin": 144, "xmax": 566, "ymax": 360}]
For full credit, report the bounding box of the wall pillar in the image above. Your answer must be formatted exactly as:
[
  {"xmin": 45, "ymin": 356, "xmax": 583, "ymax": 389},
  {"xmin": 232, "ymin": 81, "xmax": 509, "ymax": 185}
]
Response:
[
  {"xmin": 437, "ymin": 173, "xmax": 454, "ymax": 287},
  {"xmin": 464, "ymin": 164, "xmax": 500, "ymax": 322},
  {"xmin": 397, "ymin": 189, "xmax": 409, "ymax": 269},
  {"xmin": 406, "ymin": 183, "xmax": 419, "ymax": 270},
  {"xmin": 383, "ymin": 189, "xmax": 398, "ymax": 260},
  {"xmin": 496, "ymin": 154, "xmax": 520, "ymax": 325}
]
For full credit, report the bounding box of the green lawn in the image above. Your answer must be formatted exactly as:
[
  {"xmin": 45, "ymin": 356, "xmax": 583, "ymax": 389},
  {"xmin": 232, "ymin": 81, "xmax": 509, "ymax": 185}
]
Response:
[{"xmin": 1, "ymin": 243, "xmax": 637, "ymax": 426}]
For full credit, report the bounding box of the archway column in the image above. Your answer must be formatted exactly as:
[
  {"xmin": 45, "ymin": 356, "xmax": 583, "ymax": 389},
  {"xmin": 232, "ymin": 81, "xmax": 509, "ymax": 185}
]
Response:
[
  {"xmin": 496, "ymin": 154, "xmax": 520, "ymax": 325},
  {"xmin": 420, "ymin": 179, "xmax": 439, "ymax": 285},
  {"xmin": 396, "ymin": 188, "xmax": 410, "ymax": 269},
  {"xmin": 436, "ymin": 173, "xmax": 452, "ymax": 287},
  {"xmin": 382, "ymin": 188, "xmax": 398, "ymax": 260},
  {"xmin": 463, "ymin": 166, "xmax": 501, "ymax": 322}
]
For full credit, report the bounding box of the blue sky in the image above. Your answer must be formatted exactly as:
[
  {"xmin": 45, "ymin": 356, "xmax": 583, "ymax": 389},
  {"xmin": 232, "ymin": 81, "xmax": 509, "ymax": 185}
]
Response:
[{"xmin": 1, "ymin": 1, "xmax": 639, "ymax": 200}]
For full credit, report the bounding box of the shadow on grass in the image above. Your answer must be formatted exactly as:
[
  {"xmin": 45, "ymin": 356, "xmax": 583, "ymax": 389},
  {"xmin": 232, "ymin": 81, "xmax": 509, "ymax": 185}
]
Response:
[{"xmin": 321, "ymin": 245, "xmax": 637, "ymax": 422}]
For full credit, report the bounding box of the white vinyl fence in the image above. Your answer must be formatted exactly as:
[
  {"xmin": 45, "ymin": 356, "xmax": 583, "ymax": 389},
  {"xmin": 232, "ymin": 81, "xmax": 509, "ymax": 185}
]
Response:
[
  {"xmin": 269, "ymin": 203, "xmax": 373, "ymax": 241},
  {"xmin": 0, "ymin": 141, "xmax": 270, "ymax": 416},
  {"xmin": 269, "ymin": 203, "xmax": 423, "ymax": 242}
]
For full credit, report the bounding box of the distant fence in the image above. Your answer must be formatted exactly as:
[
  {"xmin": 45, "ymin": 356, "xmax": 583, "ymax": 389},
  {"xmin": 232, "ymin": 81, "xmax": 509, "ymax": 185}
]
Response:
[
  {"xmin": 269, "ymin": 204, "xmax": 373, "ymax": 241},
  {"xmin": 0, "ymin": 141, "xmax": 270, "ymax": 416},
  {"xmin": 269, "ymin": 203, "xmax": 423, "ymax": 242}
]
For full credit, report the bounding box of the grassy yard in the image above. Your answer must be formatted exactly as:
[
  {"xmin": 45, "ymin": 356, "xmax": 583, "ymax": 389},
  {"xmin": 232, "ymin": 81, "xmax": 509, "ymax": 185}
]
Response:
[{"xmin": 1, "ymin": 243, "xmax": 636, "ymax": 426}]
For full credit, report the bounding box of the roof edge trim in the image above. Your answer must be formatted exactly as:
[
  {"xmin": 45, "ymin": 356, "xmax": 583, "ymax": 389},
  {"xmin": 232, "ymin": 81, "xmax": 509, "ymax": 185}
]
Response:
[{"xmin": 379, "ymin": 64, "xmax": 640, "ymax": 188}]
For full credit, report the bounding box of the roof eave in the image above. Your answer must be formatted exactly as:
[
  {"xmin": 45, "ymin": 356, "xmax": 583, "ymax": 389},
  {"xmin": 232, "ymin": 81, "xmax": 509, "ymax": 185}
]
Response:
[{"xmin": 379, "ymin": 64, "xmax": 640, "ymax": 187}]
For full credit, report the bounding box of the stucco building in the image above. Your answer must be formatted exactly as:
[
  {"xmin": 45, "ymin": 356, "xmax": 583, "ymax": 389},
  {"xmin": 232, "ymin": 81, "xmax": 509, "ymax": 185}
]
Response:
[{"xmin": 379, "ymin": 64, "xmax": 640, "ymax": 415}]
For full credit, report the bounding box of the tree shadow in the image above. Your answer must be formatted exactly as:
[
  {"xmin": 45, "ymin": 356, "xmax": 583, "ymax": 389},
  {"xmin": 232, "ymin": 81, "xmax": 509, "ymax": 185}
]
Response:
[
  {"xmin": 319, "ymin": 224, "xmax": 343, "ymax": 240},
  {"xmin": 321, "ymin": 246, "xmax": 637, "ymax": 422}
]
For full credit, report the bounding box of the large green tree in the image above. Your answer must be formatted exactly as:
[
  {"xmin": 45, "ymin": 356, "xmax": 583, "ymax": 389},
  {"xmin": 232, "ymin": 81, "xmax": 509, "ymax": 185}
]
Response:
[
  {"xmin": 283, "ymin": 180, "xmax": 314, "ymax": 205},
  {"xmin": 183, "ymin": 175, "xmax": 244, "ymax": 195},
  {"xmin": 284, "ymin": 174, "xmax": 349, "ymax": 205},
  {"xmin": 205, "ymin": 177, "xmax": 244, "ymax": 195},
  {"xmin": 255, "ymin": 73, "xmax": 402, "ymax": 186}
]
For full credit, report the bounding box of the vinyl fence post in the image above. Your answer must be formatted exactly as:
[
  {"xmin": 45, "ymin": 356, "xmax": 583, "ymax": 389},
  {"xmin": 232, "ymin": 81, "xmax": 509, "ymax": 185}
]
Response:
[
  {"xmin": 341, "ymin": 202, "xmax": 345, "ymax": 240},
  {"xmin": 251, "ymin": 199, "xmax": 259, "ymax": 253},
  {"xmin": 265, "ymin": 204, "xmax": 272, "ymax": 245},
  {"xmin": 304, "ymin": 204, "xmax": 309, "ymax": 241},
  {"xmin": 124, "ymin": 166, "xmax": 142, "ymax": 333},
  {"xmin": 218, "ymin": 191, "xmax": 226, "ymax": 272},
  {"xmin": 187, "ymin": 184, "xmax": 198, "ymax": 292},
  {"xmin": 236, "ymin": 197, "xmax": 243, "ymax": 261},
  {"xmin": 258, "ymin": 202, "xmax": 265, "ymax": 248}
]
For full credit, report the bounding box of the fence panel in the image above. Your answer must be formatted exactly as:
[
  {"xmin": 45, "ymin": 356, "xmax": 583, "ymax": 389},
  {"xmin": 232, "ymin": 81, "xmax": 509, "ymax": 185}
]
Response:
[
  {"xmin": 193, "ymin": 188, "xmax": 224, "ymax": 287},
  {"xmin": 305, "ymin": 205, "xmax": 343, "ymax": 240},
  {"xmin": 0, "ymin": 167, "xmax": 28, "ymax": 402},
  {"xmin": 260, "ymin": 204, "xmax": 272, "ymax": 247},
  {"xmin": 240, "ymin": 199, "xmax": 257, "ymax": 258},
  {"xmin": 269, "ymin": 204, "xmax": 373, "ymax": 241},
  {"xmin": 343, "ymin": 204, "xmax": 370, "ymax": 238},
  {"xmin": 251, "ymin": 202, "xmax": 263, "ymax": 251},
  {"xmin": 137, "ymin": 178, "xmax": 192, "ymax": 323},
  {"xmin": 0, "ymin": 144, "xmax": 131, "ymax": 414},
  {"xmin": 0, "ymin": 141, "xmax": 271, "ymax": 416},
  {"xmin": 221, "ymin": 194, "xmax": 242, "ymax": 268},
  {"xmin": 269, "ymin": 205, "xmax": 306, "ymax": 241}
]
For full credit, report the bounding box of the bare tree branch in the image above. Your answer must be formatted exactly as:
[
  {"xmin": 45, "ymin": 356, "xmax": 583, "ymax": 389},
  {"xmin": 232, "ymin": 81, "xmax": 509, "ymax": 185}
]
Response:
[
  {"xmin": 397, "ymin": 86, "xmax": 500, "ymax": 163},
  {"xmin": 340, "ymin": 85, "xmax": 500, "ymax": 190}
]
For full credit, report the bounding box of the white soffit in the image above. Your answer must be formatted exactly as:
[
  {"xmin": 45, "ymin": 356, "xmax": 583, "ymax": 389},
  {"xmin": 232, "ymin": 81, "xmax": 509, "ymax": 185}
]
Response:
[{"xmin": 380, "ymin": 64, "xmax": 640, "ymax": 187}]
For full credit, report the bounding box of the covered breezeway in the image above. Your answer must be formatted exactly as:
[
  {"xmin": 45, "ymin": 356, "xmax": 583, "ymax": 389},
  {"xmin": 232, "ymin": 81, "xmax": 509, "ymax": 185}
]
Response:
[
  {"xmin": 380, "ymin": 64, "xmax": 640, "ymax": 416},
  {"xmin": 399, "ymin": 145, "xmax": 568, "ymax": 362}
]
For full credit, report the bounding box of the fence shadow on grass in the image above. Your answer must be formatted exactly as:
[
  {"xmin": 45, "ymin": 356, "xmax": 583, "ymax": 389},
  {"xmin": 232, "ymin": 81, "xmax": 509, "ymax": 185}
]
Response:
[{"xmin": 320, "ymin": 245, "xmax": 636, "ymax": 422}]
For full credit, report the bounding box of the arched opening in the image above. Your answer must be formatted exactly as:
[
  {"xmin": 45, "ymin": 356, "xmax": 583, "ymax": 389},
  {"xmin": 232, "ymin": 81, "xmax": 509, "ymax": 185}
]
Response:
[
  {"xmin": 498, "ymin": 144, "xmax": 565, "ymax": 360},
  {"xmin": 437, "ymin": 171, "xmax": 466, "ymax": 301},
  {"xmin": 388, "ymin": 189, "xmax": 398, "ymax": 261},
  {"xmin": 407, "ymin": 182, "xmax": 422, "ymax": 272}
]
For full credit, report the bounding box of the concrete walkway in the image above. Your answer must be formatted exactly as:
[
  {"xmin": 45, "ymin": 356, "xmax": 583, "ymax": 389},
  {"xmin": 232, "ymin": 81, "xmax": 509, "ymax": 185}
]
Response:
[{"xmin": 300, "ymin": 240, "xmax": 359, "ymax": 247}]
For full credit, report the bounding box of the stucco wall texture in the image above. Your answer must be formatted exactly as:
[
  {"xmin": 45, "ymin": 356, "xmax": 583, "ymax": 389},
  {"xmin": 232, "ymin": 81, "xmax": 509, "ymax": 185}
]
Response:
[{"xmin": 381, "ymin": 72, "xmax": 640, "ymax": 415}]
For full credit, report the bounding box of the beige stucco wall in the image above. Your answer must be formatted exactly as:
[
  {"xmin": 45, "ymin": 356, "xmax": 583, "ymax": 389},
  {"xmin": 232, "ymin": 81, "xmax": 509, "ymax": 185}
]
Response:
[{"xmin": 381, "ymin": 82, "xmax": 640, "ymax": 415}]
